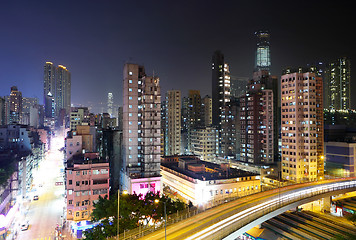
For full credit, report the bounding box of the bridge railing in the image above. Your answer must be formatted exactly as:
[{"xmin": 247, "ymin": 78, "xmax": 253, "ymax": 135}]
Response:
[{"xmin": 207, "ymin": 180, "xmax": 356, "ymax": 240}]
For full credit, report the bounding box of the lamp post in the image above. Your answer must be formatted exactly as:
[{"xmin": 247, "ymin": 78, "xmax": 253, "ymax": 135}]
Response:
[
  {"xmin": 155, "ymin": 199, "xmax": 167, "ymax": 240},
  {"xmin": 117, "ymin": 190, "xmax": 128, "ymax": 240},
  {"xmin": 164, "ymin": 201, "xmax": 167, "ymax": 240}
]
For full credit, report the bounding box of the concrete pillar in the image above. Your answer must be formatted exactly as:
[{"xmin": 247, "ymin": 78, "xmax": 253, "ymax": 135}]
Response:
[{"xmin": 322, "ymin": 196, "xmax": 332, "ymax": 212}]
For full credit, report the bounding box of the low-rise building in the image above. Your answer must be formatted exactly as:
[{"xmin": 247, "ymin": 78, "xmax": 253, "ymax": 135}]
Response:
[
  {"xmin": 325, "ymin": 141, "xmax": 356, "ymax": 177},
  {"xmin": 65, "ymin": 153, "xmax": 110, "ymax": 236},
  {"xmin": 161, "ymin": 156, "xmax": 260, "ymax": 206}
]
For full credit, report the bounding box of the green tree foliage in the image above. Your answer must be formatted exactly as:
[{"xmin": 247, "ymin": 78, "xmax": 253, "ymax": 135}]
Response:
[{"xmin": 83, "ymin": 191, "xmax": 186, "ymax": 239}]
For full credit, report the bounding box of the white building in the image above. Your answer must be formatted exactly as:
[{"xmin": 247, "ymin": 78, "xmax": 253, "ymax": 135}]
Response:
[{"xmin": 161, "ymin": 156, "xmax": 260, "ymax": 206}]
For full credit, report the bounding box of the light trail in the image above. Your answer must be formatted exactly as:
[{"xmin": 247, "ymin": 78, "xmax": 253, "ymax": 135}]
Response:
[{"xmin": 185, "ymin": 180, "xmax": 356, "ymax": 240}]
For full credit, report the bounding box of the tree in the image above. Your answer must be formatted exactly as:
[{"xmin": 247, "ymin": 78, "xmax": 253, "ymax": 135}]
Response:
[{"xmin": 83, "ymin": 191, "xmax": 186, "ymax": 239}]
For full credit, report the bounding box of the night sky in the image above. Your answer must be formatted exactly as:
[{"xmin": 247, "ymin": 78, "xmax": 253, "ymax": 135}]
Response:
[{"xmin": 0, "ymin": 1, "xmax": 354, "ymax": 112}]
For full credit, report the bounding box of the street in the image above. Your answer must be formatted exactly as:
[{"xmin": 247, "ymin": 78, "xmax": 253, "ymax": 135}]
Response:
[{"xmin": 16, "ymin": 135, "xmax": 66, "ymax": 240}]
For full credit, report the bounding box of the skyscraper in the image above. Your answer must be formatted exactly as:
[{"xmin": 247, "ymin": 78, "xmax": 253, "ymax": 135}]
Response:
[
  {"xmin": 44, "ymin": 62, "xmax": 56, "ymax": 118},
  {"xmin": 43, "ymin": 62, "xmax": 71, "ymax": 118},
  {"xmin": 56, "ymin": 65, "xmax": 71, "ymax": 116},
  {"xmin": 107, "ymin": 92, "xmax": 113, "ymax": 116},
  {"xmin": 122, "ymin": 63, "xmax": 161, "ymax": 195},
  {"xmin": 324, "ymin": 57, "xmax": 351, "ymax": 110},
  {"xmin": 240, "ymin": 71, "xmax": 277, "ymax": 164},
  {"xmin": 187, "ymin": 90, "xmax": 201, "ymax": 152},
  {"xmin": 255, "ymin": 30, "xmax": 271, "ymax": 72},
  {"xmin": 281, "ymin": 68, "xmax": 324, "ymax": 182},
  {"xmin": 166, "ymin": 90, "xmax": 181, "ymax": 155},
  {"xmin": 211, "ymin": 51, "xmax": 231, "ymax": 126},
  {"xmin": 201, "ymin": 95, "xmax": 212, "ymax": 126},
  {"xmin": 9, "ymin": 86, "xmax": 22, "ymax": 124}
]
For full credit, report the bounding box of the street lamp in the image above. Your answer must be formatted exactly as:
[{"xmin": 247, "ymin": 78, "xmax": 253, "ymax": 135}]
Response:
[
  {"xmin": 155, "ymin": 199, "xmax": 167, "ymax": 240},
  {"xmin": 117, "ymin": 190, "xmax": 128, "ymax": 240}
]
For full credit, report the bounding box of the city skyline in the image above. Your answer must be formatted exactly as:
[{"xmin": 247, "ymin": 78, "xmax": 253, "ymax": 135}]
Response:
[{"xmin": 0, "ymin": 1, "xmax": 354, "ymax": 112}]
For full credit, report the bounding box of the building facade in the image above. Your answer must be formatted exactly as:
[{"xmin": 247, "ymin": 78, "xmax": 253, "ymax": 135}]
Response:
[
  {"xmin": 187, "ymin": 90, "xmax": 201, "ymax": 153},
  {"xmin": 107, "ymin": 93, "xmax": 113, "ymax": 117},
  {"xmin": 166, "ymin": 90, "xmax": 181, "ymax": 155},
  {"xmin": 191, "ymin": 126, "xmax": 218, "ymax": 162},
  {"xmin": 9, "ymin": 86, "xmax": 22, "ymax": 124},
  {"xmin": 56, "ymin": 65, "xmax": 71, "ymax": 116},
  {"xmin": 324, "ymin": 57, "xmax": 351, "ymax": 110},
  {"xmin": 44, "ymin": 62, "xmax": 71, "ymax": 118},
  {"xmin": 211, "ymin": 51, "xmax": 231, "ymax": 126},
  {"xmin": 161, "ymin": 156, "xmax": 260, "ymax": 206},
  {"xmin": 66, "ymin": 153, "xmax": 110, "ymax": 222},
  {"xmin": 122, "ymin": 63, "xmax": 161, "ymax": 194},
  {"xmin": 44, "ymin": 62, "xmax": 56, "ymax": 118},
  {"xmin": 240, "ymin": 71, "xmax": 277, "ymax": 164},
  {"xmin": 201, "ymin": 95, "xmax": 212, "ymax": 126},
  {"xmin": 325, "ymin": 141, "xmax": 356, "ymax": 177},
  {"xmin": 281, "ymin": 68, "xmax": 324, "ymax": 182}
]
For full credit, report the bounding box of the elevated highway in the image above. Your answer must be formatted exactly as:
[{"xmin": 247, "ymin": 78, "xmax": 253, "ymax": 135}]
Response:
[{"xmin": 141, "ymin": 178, "xmax": 356, "ymax": 240}]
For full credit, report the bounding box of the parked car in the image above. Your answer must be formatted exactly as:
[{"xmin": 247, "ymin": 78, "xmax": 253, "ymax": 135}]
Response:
[{"xmin": 33, "ymin": 195, "xmax": 39, "ymax": 200}]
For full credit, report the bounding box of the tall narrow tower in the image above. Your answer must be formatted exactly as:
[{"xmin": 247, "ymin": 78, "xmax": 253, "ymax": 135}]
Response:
[
  {"xmin": 211, "ymin": 51, "xmax": 230, "ymax": 126},
  {"xmin": 44, "ymin": 62, "xmax": 56, "ymax": 118},
  {"xmin": 107, "ymin": 92, "xmax": 113, "ymax": 116},
  {"xmin": 324, "ymin": 57, "xmax": 351, "ymax": 110},
  {"xmin": 166, "ymin": 90, "xmax": 181, "ymax": 155},
  {"xmin": 55, "ymin": 65, "xmax": 71, "ymax": 116},
  {"xmin": 9, "ymin": 86, "xmax": 22, "ymax": 124},
  {"xmin": 281, "ymin": 68, "xmax": 324, "ymax": 182},
  {"xmin": 255, "ymin": 30, "xmax": 271, "ymax": 73},
  {"xmin": 122, "ymin": 63, "xmax": 161, "ymax": 195}
]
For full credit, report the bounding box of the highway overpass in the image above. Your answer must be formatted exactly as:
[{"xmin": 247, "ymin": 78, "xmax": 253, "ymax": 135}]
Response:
[{"xmin": 139, "ymin": 178, "xmax": 356, "ymax": 240}]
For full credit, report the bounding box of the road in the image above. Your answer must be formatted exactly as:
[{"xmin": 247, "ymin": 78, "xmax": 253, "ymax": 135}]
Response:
[
  {"xmin": 16, "ymin": 135, "xmax": 66, "ymax": 240},
  {"xmin": 141, "ymin": 178, "xmax": 356, "ymax": 240}
]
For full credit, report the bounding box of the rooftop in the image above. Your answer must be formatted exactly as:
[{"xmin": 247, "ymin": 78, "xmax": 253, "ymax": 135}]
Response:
[{"xmin": 162, "ymin": 157, "xmax": 258, "ymax": 181}]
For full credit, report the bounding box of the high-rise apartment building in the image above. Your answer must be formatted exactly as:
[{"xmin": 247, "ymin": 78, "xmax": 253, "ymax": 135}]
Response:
[
  {"xmin": 44, "ymin": 62, "xmax": 56, "ymax": 118},
  {"xmin": 212, "ymin": 51, "xmax": 231, "ymax": 126},
  {"xmin": 191, "ymin": 126, "xmax": 218, "ymax": 162},
  {"xmin": 166, "ymin": 90, "xmax": 181, "ymax": 155},
  {"xmin": 44, "ymin": 62, "xmax": 71, "ymax": 118},
  {"xmin": 230, "ymin": 76, "xmax": 249, "ymax": 98},
  {"xmin": 324, "ymin": 57, "xmax": 351, "ymax": 110},
  {"xmin": 56, "ymin": 65, "xmax": 71, "ymax": 115},
  {"xmin": 240, "ymin": 71, "xmax": 277, "ymax": 164},
  {"xmin": 201, "ymin": 95, "xmax": 212, "ymax": 126},
  {"xmin": 107, "ymin": 93, "xmax": 113, "ymax": 116},
  {"xmin": 9, "ymin": 86, "xmax": 22, "ymax": 124},
  {"xmin": 255, "ymin": 30, "xmax": 271, "ymax": 72},
  {"xmin": 122, "ymin": 63, "xmax": 161, "ymax": 195},
  {"xmin": 281, "ymin": 68, "xmax": 324, "ymax": 182},
  {"xmin": 187, "ymin": 90, "xmax": 201, "ymax": 152}
]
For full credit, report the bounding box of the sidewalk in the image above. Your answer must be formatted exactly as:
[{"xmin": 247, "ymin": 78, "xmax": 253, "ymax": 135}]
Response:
[{"xmin": 61, "ymin": 223, "xmax": 74, "ymax": 240}]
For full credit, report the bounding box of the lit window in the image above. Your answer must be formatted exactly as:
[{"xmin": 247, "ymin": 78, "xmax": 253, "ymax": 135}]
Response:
[
  {"xmin": 129, "ymin": 80, "xmax": 132, "ymax": 83},
  {"xmin": 129, "ymin": 88, "xmax": 132, "ymax": 92},
  {"xmin": 129, "ymin": 71, "xmax": 133, "ymax": 75}
]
